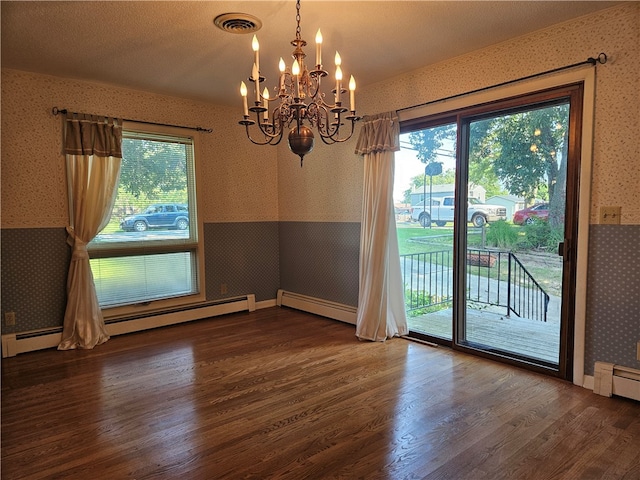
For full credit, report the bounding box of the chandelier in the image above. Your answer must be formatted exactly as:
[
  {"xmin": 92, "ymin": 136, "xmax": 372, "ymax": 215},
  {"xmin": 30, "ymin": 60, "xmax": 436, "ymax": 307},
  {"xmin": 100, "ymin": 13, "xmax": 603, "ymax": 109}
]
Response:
[{"xmin": 238, "ymin": 0, "xmax": 360, "ymax": 165}]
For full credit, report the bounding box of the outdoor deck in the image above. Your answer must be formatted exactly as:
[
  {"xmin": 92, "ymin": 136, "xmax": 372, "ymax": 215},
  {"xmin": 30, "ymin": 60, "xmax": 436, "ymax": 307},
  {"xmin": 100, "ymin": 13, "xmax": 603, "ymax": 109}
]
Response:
[{"xmin": 408, "ymin": 301, "xmax": 560, "ymax": 364}]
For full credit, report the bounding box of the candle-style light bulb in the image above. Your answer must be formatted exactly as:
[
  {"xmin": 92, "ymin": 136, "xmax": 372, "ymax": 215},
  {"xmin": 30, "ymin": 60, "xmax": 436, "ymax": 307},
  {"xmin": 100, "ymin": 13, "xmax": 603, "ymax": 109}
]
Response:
[
  {"xmin": 278, "ymin": 57, "xmax": 286, "ymax": 92},
  {"xmin": 252, "ymin": 35, "xmax": 260, "ymax": 74},
  {"xmin": 252, "ymin": 63, "xmax": 260, "ymax": 102},
  {"xmin": 335, "ymin": 65, "xmax": 343, "ymax": 103},
  {"xmin": 315, "ymin": 29, "xmax": 323, "ymax": 66},
  {"xmin": 240, "ymin": 81, "xmax": 248, "ymax": 116},
  {"xmin": 349, "ymin": 75, "xmax": 356, "ymax": 111},
  {"xmin": 262, "ymin": 87, "xmax": 270, "ymax": 121},
  {"xmin": 292, "ymin": 59, "xmax": 301, "ymax": 98}
]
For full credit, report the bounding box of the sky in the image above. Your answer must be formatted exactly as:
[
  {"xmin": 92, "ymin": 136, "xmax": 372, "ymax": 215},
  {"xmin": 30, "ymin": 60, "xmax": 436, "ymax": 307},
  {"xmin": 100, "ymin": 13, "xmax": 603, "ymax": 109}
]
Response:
[{"xmin": 394, "ymin": 133, "xmax": 456, "ymax": 204}]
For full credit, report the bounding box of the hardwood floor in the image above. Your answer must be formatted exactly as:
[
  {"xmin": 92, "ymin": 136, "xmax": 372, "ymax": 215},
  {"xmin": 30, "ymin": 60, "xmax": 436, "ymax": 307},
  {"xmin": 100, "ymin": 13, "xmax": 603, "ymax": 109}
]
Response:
[{"xmin": 2, "ymin": 307, "xmax": 639, "ymax": 479}]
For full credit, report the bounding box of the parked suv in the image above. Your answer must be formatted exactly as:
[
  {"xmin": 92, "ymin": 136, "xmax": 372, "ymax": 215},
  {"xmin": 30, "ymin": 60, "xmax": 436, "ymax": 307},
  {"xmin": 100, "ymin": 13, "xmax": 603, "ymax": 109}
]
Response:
[{"xmin": 120, "ymin": 204, "xmax": 189, "ymax": 232}]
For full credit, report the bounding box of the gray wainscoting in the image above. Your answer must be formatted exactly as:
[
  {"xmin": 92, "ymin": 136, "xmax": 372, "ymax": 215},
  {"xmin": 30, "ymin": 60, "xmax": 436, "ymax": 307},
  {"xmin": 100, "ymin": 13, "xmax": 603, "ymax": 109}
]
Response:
[
  {"xmin": 584, "ymin": 225, "xmax": 640, "ymax": 374},
  {"xmin": 1, "ymin": 228, "xmax": 69, "ymax": 334},
  {"xmin": 279, "ymin": 222, "xmax": 361, "ymax": 307},
  {"xmin": 203, "ymin": 222, "xmax": 280, "ymax": 303}
]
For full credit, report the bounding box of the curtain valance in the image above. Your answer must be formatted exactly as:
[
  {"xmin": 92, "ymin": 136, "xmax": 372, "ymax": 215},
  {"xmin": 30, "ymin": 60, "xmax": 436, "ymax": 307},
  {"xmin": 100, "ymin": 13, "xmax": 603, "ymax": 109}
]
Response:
[
  {"xmin": 354, "ymin": 111, "xmax": 400, "ymax": 155},
  {"xmin": 65, "ymin": 112, "xmax": 123, "ymax": 158}
]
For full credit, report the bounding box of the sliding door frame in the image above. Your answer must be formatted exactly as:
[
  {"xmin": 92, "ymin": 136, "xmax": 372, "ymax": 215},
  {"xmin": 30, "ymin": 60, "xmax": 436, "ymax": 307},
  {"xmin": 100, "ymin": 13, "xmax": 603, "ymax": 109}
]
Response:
[{"xmin": 398, "ymin": 67, "xmax": 596, "ymax": 385}]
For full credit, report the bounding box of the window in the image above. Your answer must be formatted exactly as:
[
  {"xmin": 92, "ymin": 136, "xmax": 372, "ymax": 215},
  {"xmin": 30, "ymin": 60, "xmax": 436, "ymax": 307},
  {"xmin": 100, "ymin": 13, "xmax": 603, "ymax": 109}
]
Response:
[{"xmin": 88, "ymin": 123, "xmax": 204, "ymax": 315}]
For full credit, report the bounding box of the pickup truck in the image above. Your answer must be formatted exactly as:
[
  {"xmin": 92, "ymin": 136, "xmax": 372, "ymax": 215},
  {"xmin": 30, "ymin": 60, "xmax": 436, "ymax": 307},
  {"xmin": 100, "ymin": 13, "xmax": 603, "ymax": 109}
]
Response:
[{"xmin": 411, "ymin": 196, "xmax": 507, "ymax": 228}]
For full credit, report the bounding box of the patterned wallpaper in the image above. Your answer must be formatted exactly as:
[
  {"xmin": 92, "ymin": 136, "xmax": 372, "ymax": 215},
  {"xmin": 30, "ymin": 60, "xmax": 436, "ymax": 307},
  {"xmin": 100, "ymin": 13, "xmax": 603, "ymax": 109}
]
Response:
[
  {"xmin": 0, "ymin": 69, "xmax": 279, "ymax": 228},
  {"xmin": 276, "ymin": 137, "xmax": 365, "ymax": 223},
  {"xmin": 0, "ymin": 223, "xmax": 281, "ymax": 335}
]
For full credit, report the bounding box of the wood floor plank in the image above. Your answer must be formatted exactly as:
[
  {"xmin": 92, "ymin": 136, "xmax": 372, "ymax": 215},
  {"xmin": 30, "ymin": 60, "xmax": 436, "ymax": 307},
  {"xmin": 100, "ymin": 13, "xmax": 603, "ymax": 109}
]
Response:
[{"xmin": 2, "ymin": 307, "xmax": 639, "ymax": 479}]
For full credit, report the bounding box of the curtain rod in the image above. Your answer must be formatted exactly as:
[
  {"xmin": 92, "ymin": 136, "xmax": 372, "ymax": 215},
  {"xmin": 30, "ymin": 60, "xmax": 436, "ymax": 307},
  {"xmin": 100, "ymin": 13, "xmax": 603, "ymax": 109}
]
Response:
[
  {"xmin": 396, "ymin": 53, "xmax": 607, "ymax": 113},
  {"xmin": 51, "ymin": 107, "xmax": 213, "ymax": 133}
]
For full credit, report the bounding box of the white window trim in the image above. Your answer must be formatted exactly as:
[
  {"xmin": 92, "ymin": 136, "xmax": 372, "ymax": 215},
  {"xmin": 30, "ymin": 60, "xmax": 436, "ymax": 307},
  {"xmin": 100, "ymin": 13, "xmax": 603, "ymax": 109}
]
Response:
[{"xmin": 398, "ymin": 67, "xmax": 596, "ymax": 388}]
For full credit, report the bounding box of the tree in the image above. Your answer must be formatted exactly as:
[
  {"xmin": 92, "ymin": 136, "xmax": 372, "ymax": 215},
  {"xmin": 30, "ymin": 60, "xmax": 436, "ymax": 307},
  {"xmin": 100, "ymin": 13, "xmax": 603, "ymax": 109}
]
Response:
[
  {"xmin": 408, "ymin": 124, "xmax": 456, "ymax": 164},
  {"xmin": 477, "ymin": 103, "xmax": 569, "ymax": 225},
  {"xmin": 468, "ymin": 119, "xmax": 503, "ymax": 198},
  {"xmin": 404, "ymin": 124, "xmax": 457, "ymax": 204},
  {"xmin": 119, "ymin": 138, "xmax": 188, "ymax": 201},
  {"xmin": 408, "ymin": 121, "xmax": 504, "ymax": 200}
]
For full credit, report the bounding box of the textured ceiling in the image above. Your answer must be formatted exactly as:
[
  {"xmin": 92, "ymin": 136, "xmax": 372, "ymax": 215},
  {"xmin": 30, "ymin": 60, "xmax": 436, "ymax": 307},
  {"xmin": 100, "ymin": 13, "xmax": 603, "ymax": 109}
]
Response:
[{"xmin": 1, "ymin": 1, "xmax": 620, "ymax": 107}]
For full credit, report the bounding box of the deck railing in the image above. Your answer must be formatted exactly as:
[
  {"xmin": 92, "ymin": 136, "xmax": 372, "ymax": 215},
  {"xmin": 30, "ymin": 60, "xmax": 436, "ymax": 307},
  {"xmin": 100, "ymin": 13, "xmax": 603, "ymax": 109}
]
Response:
[
  {"xmin": 401, "ymin": 250, "xmax": 452, "ymax": 312},
  {"xmin": 401, "ymin": 249, "xmax": 550, "ymax": 322}
]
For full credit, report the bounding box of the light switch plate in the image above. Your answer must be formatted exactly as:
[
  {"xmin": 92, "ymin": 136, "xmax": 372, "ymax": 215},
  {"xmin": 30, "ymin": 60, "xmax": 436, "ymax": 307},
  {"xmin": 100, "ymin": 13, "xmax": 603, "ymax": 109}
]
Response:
[{"xmin": 600, "ymin": 206, "xmax": 621, "ymax": 225}]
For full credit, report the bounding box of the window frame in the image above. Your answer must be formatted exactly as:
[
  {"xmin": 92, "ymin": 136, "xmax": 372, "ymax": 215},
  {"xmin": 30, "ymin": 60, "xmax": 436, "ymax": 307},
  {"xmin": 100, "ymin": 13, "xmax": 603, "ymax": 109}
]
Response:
[{"xmin": 88, "ymin": 121, "xmax": 206, "ymax": 319}]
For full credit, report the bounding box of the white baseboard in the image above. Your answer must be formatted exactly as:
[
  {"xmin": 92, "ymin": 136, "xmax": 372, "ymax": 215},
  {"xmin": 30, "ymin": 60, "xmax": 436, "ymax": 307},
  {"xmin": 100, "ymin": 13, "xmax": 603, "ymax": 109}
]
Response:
[
  {"xmin": 255, "ymin": 299, "xmax": 277, "ymax": 310},
  {"xmin": 2, "ymin": 295, "xmax": 256, "ymax": 358},
  {"xmin": 592, "ymin": 362, "xmax": 640, "ymax": 401},
  {"xmin": 276, "ymin": 289, "xmax": 357, "ymax": 325}
]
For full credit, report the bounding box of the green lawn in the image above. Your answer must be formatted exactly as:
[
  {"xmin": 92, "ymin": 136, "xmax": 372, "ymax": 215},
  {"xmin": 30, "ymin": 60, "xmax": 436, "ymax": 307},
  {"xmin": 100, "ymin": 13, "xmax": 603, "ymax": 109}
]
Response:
[{"xmin": 396, "ymin": 224, "xmax": 483, "ymax": 256}]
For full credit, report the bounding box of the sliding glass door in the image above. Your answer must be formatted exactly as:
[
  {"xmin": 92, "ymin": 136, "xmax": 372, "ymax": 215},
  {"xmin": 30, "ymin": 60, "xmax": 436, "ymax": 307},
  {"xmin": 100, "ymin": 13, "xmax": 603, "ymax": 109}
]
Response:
[{"xmin": 395, "ymin": 84, "xmax": 583, "ymax": 378}]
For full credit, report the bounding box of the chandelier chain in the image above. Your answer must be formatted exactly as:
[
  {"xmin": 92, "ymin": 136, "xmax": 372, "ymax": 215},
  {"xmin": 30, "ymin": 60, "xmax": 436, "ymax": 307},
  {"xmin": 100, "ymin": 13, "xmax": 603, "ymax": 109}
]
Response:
[{"xmin": 295, "ymin": 0, "xmax": 301, "ymax": 41}]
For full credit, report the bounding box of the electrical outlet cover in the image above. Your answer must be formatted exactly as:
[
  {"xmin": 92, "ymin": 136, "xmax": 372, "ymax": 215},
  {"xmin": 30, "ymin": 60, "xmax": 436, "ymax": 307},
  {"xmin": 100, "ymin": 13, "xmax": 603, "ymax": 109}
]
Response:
[{"xmin": 5, "ymin": 312, "xmax": 16, "ymax": 326}]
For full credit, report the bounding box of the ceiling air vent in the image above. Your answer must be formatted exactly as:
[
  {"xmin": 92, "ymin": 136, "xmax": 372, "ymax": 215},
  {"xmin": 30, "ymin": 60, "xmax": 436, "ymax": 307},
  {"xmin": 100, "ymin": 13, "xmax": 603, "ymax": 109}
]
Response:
[{"xmin": 214, "ymin": 13, "xmax": 262, "ymax": 34}]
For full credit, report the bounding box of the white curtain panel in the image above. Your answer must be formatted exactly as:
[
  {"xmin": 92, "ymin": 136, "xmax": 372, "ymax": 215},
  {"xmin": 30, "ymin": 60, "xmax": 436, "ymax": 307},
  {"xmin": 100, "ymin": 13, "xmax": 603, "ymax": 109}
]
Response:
[
  {"xmin": 59, "ymin": 113, "xmax": 122, "ymax": 350},
  {"xmin": 354, "ymin": 112, "xmax": 408, "ymax": 341}
]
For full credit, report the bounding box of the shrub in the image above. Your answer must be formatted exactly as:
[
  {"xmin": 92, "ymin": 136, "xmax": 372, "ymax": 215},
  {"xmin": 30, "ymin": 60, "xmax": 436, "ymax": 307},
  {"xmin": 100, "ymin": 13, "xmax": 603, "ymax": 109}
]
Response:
[
  {"xmin": 404, "ymin": 289, "xmax": 451, "ymax": 317},
  {"xmin": 518, "ymin": 218, "xmax": 564, "ymax": 250},
  {"xmin": 486, "ymin": 220, "xmax": 519, "ymax": 249}
]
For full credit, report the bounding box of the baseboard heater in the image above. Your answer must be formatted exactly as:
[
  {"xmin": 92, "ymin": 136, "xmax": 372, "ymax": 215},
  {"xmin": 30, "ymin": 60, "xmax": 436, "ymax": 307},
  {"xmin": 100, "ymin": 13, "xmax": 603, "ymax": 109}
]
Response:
[
  {"xmin": 593, "ymin": 362, "xmax": 640, "ymax": 401},
  {"xmin": 1, "ymin": 294, "xmax": 255, "ymax": 358},
  {"xmin": 276, "ymin": 289, "xmax": 357, "ymax": 325}
]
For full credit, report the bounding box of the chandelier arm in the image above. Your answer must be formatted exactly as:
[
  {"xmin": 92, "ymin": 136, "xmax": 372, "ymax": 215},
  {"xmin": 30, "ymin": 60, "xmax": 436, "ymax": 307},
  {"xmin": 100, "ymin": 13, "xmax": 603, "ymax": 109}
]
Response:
[
  {"xmin": 244, "ymin": 124, "xmax": 281, "ymax": 146},
  {"xmin": 317, "ymin": 117, "xmax": 358, "ymax": 144},
  {"xmin": 255, "ymin": 118, "xmax": 283, "ymax": 140},
  {"xmin": 316, "ymin": 111, "xmax": 340, "ymax": 139},
  {"xmin": 244, "ymin": 114, "xmax": 286, "ymax": 145},
  {"xmin": 246, "ymin": 127, "xmax": 284, "ymax": 146}
]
